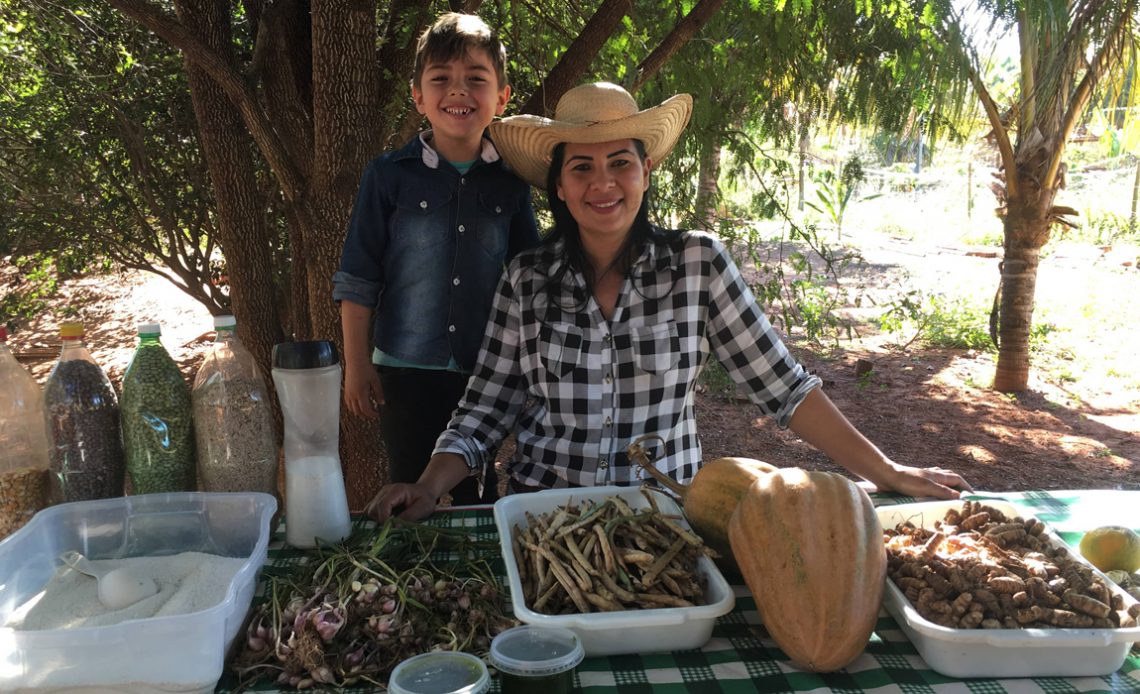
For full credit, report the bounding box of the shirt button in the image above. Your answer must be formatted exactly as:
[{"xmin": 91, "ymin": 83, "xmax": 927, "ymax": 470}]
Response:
[
  {"xmin": 461, "ymin": 178, "xmax": 467, "ymax": 185},
  {"xmin": 453, "ymin": 277, "xmax": 460, "ymax": 286},
  {"xmin": 603, "ymin": 333, "xmax": 612, "ymax": 344},
  {"xmin": 419, "ymin": 200, "xmax": 428, "ymax": 209},
  {"xmin": 604, "ymin": 373, "xmax": 612, "ymax": 384},
  {"xmin": 495, "ymin": 206, "xmax": 502, "ymax": 213},
  {"xmin": 448, "ymin": 325, "xmax": 456, "ymax": 333},
  {"xmin": 598, "ymin": 458, "xmax": 608, "ymax": 469},
  {"xmin": 604, "ymin": 416, "xmax": 612, "ymax": 426},
  {"xmin": 458, "ymin": 224, "xmax": 466, "ymax": 233}
]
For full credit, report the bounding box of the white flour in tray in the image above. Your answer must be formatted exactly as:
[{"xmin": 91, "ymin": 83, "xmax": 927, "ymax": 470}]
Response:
[{"xmin": 6, "ymin": 551, "xmax": 247, "ymax": 630}]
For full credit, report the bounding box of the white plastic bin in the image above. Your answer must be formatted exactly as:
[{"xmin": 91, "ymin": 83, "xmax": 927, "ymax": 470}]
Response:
[
  {"xmin": 493, "ymin": 485, "xmax": 735, "ymax": 656},
  {"xmin": 0, "ymin": 492, "xmax": 276, "ymax": 693},
  {"xmin": 877, "ymin": 499, "xmax": 1140, "ymax": 678}
]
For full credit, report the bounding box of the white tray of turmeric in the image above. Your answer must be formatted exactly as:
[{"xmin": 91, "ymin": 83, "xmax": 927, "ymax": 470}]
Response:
[
  {"xmin": 877, "ymin": 499, "xmax": 1140, "ymax": 678},
  {"xmin": 493, "ymin": 485, "xmax": 734, "ymax": 656}
]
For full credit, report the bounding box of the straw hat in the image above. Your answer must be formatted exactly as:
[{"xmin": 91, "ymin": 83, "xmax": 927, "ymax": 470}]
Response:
[{"xmin": 488, "ymin": 82, "xmax": 693, "ymax": 189}]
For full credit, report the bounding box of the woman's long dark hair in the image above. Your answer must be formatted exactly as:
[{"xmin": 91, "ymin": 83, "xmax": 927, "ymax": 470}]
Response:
[{"xmin": 543, "ymin": 140, "xmax": 655, "ymax": 295}]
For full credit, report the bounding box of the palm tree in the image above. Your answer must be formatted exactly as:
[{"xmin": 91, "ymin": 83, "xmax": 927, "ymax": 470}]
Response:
[{"xmin": 950, "ymin": 0, "xmax": 1138, "ymax": 391}]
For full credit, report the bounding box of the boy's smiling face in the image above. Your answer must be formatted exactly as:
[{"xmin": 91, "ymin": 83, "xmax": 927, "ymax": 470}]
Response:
[{"xmin": 413, "ymin": 48, "xmax": 509, "ymax": 163}]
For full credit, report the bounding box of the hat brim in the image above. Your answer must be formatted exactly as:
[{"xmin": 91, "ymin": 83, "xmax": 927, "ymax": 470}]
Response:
[{"xmin": 489, "ymin": 93, "xmax": 693, "ymax": 189}]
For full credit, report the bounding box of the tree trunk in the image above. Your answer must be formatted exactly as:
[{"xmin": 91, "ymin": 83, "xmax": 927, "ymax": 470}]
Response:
[
  {"xmin": 993, "ymin": 216, "xmax": 1046, "ymax": 392},
  {"xmin": 694, "ymin": 142, "xmax": 721, "ymax": 230},
  {"xmin": 309, "ymin": 0, "xmax": 385, "ymax": 509},
  {"xmin": 174, "ymin": 0, "xmax": 283, "ymax": 373}
]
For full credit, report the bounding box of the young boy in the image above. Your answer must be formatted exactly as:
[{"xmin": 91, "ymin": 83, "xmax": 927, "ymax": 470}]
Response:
[{"xmin": 333, "ymin": 13, "xmax": 538, "ymax": 505}]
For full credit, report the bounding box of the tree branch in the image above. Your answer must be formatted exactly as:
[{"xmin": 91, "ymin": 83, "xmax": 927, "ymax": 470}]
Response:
[
  {"xmin": 106, "ymin": 0, "xmax": 305, "ymax": 202},
  {"xmin": 519, "ymin": 0, "xmax": 632, "ymax": 116},
  {"xmin": 630, "ymin": 0, "xmax": 726, "ymax": 93}
]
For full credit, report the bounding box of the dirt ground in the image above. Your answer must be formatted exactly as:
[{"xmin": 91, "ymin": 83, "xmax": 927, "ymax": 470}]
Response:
[{"xmin": 4, "ymin": 229, "xmax": 1138, "ymax": 494}]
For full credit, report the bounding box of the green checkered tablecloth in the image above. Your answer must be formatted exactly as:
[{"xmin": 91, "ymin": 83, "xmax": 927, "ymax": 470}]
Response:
[{"xmin": 216, "ymin": 490, "xmax": 1140, "ymax": 693}]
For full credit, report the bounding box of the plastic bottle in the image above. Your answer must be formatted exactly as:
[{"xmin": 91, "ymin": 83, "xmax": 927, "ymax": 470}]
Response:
[
  {"xmin": 0, "ymin": 325, "xmax": 52, "ymax": 539},
  {"xmin": 121, "ymin": 323, "xmax": 196, "ymax": 494},
  {"xmin": 191, "ymin": 315, "xmax": 279, "ymax": 498},
  {"xmin": 43, "ymin": 322, "xmax": 125, "ymax": 503}
]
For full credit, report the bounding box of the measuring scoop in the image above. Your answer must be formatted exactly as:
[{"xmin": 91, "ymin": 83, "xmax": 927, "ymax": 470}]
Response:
[{"xmin": 59, "ymin": 550, "xmax": 159, "ymax": 610}]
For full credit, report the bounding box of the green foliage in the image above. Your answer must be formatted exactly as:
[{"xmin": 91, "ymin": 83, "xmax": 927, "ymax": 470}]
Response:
[
  {"xmin": 879, "ymin": 290, "xmax": 994, "ymax": 351},
  {"xmin": 0, "ymin": 2, "xmax": 230, "ymax": 313},
  {"xmin": 0, "ymin": 255, "xmax": 59, "ymax": 325},
  {"xmin": 805, "ymin": 154, "xmax": 882, "ymax": 235},
  {"xmin": 1074, "ymin": 209, "xmax": 1139, "ymax": 244},
  {"xmin": 697, "ymin": 359, "xmax": 738, "ymax": 399}
]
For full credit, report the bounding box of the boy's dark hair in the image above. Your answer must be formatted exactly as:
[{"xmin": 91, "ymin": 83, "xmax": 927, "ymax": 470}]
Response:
[{"xmin": 412, "ymin": 13, "xmax": 508, "ymax": 89}]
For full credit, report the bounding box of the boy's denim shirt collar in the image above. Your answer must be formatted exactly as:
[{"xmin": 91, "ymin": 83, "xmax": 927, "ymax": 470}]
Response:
[{"xmin": 397, "ymin": 131, "xmax": 502, "ymax": 169}]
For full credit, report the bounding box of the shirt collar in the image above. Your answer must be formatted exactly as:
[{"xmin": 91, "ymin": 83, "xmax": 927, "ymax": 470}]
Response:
[
  {"xmin": 416, "ymin": 131, "xmax": 501, "ymax": 169},
  {"xmin": 543, "ymin": 228, "xmax": 676, "ymax": 283}
]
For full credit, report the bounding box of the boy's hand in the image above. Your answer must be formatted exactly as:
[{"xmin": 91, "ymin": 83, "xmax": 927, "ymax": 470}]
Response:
[{"xmin": 344, "ymin": 362, "xmax": 384, "ymax": 419}]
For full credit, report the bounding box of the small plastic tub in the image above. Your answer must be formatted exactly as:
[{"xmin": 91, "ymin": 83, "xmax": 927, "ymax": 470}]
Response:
[
  {"xmin": 489, "ymin": 625, "xmax": 584, "ymax": 694},
  {"xmin": 388, "ymin": 651, "xmax": 490, "ymax": 694}
]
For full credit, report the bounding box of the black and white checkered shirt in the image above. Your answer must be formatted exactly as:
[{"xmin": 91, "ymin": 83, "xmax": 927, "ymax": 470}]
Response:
[{"xmin": 434, "ymin": 228, "xmax": 821, "ymax": 488}]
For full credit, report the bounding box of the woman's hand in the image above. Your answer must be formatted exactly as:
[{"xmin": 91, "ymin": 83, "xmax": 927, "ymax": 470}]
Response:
[
  {"xmin": 874, "ymin": 462, "xmax": 974, "ymax": 500},
  {"xmin": 364, "ymin": 482, "xmax": 439, "ymax": 522},
  {"xmin": 364, "ymin": 453, "xmax": 473, "ymax": 522}
]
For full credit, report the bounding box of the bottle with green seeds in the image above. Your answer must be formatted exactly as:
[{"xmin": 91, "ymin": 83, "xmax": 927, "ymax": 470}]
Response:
[{"xmin": 121, "ymin": 323, "xmax": 196, "ymax": 493}]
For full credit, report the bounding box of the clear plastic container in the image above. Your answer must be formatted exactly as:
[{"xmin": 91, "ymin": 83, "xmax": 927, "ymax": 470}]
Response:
[
  {"xmin": 0, "ymin": 491, "xmax": 276, "ymax": 693},
  {"xmin": 388, "ymin": 651, "xmax": 490, "ymax": 694},
  {"xmin": 191, "ymin": 315, "xmax": 278, "ymax": 498},
  {"xmin": 43, "ymin": 322, "xmax": 125, "ymax": 504},
  {"xmin": 490, "ymin": 625, "xmax": 584, "ymax": 694},
  {"xmin": 0, "ymin": 325, "xmax": 52, "ymax": 539},
  {"xmin": 121, "ymin": 323, "xmax": 196, "ymax": 494}
]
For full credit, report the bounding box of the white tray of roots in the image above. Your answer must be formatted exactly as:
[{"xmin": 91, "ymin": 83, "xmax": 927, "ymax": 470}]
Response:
[{"xmin": 877, "ymin": 499, "xmax": 1140, "ymax": 679}]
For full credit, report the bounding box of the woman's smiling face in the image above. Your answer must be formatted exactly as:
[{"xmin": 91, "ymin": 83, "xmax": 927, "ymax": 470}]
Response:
[{"xmin": 555, "ymin": 139, "xmax": 651, "ymax": 244}]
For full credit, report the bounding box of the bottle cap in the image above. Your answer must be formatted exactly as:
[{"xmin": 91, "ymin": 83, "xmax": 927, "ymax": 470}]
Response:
[
  {"xmin": 272, "ymin": 340, "xmax": 339, "ymax": 369},
  {"xmin": 60, "ymin": 322, "xmax": 85, "ymax": 338},
  {"xmin": 489, "ymin": 625, "xmax": 585, "ymax": 677},
  {"xmin": 214, "ymin": 315, "xmax": 237, "ymax": 329},
  {"xmin": 388, "ymin": 651, "xmax": 489, "ymax": 694},
  {"xmin": 137, "ymin": 322, "xmax": 161, "ymax": 336}
]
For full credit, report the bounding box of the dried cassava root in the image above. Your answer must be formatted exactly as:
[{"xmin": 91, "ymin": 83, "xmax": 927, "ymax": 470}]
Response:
[
  {"xmin": 511, "ymin": 490, "xmax": 712, "ymax": 614},
  {"xmin": 884, "ymin": 501, "xmax": 1138, "ymax": 630}
]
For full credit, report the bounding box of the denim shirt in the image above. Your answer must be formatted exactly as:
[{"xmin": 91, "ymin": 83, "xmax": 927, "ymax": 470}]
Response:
[{"xmin": 332, "ymin": 133, "xmax": 539, "ymax": 372}]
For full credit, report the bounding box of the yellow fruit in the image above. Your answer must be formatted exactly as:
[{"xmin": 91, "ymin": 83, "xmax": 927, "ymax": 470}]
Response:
[{"xmin": 1078, "ymin": 526, "xmax": 1140, "ymax": 573}]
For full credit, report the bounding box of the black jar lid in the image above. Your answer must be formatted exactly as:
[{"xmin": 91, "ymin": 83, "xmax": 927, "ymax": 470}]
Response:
[{"xmin": 272, "ymin": 340, "xmax": 339, "ymax": 369}]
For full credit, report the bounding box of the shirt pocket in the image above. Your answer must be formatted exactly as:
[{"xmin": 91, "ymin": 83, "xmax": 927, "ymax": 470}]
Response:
[
  {"xmin": 631, "ymin": 321, "xmax": 680, "ymax": 375},
  {"xmin": 392, "ymin": 189, "xmax": 452, "ymax": 249},
  {"xmin": 475, "ymin": 192, "xmax": 520, "ymax": 257},
  {"xmin": 539, "ymin": 322, "xmax": 583, "ymax": 379}
]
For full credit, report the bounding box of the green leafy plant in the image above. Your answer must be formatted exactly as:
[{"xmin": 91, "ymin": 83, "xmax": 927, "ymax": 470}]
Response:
[
  {"xmin": 805, "ymin": 155, "xmax": 882, "ymax": 237},
  {"xmin": 879, "ymin": 290, "xmax": 993, "ymax": 351}
]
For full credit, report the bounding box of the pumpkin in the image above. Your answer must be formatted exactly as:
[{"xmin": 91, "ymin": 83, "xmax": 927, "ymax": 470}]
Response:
[
  {"xmin": 728, "ymin": 468, "xmax": 886, "ymax": 672},
  {"xmin": 628, "ymin": 436, "xmax": 776, "ymax": 559}
]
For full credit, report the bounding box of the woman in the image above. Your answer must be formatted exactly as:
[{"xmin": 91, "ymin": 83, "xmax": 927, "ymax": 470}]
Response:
[{"xmin": 366, "ymin": 82, "xmax": 971, "ymax": 521}]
